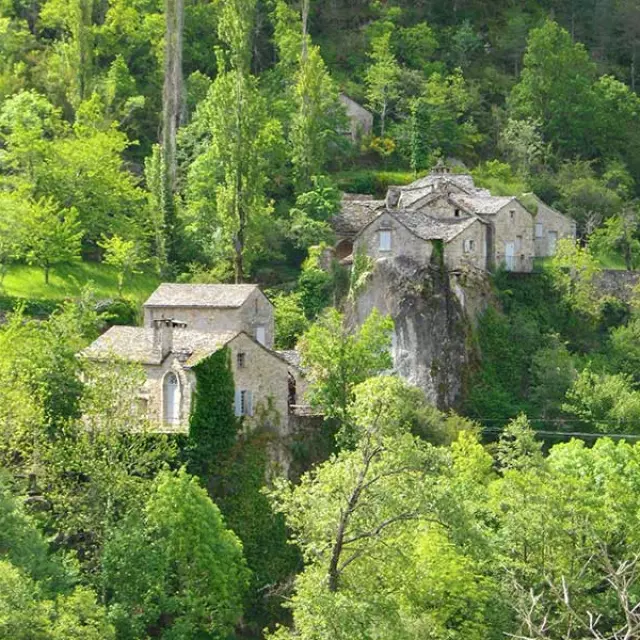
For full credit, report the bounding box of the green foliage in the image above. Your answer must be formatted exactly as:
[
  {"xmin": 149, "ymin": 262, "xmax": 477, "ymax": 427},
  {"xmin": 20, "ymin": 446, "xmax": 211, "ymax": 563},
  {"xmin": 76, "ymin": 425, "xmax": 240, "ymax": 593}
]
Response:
[
  {"xmin": 563, "ymin": 367, "xmax": 640, "ymax": 433},
  {"xmin": 299, "ymin": 307, "xmax": 393, "ymax": 425},
  {"xmin": 272, "ymin": 292, "xmax": 309, "ymax": 350},
  {"xmin": 547, "ymin": 238, "xmax": 604, "ymax": 320},
  {"xmin": 19, "ymin": 197, "xmax": 83, "ymax": 284},
  {"xmin": 103, "ymin": 468, "xmax": 249, "ymax": 639},
  {"xmin": 186, "ymin": 348, "xmax": 238, "ymax": 478},
  {"xmin": 98, "ymin": 235, "xmax": 147, "ymax": 296}
]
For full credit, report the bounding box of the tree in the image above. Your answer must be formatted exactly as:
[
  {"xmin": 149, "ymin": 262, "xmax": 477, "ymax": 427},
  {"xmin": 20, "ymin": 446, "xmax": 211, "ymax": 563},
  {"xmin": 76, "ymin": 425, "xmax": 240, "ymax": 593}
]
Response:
[
  {"xmin": 547, "ymin": 239, "xmax": 603, "ymax": 320},
  {"xmin": 102, "ymin": 468, "xmax": 249, "ymax": 639},
  {"xmin": 365, "ymin": 30, "xmax": 401, "ymax": 137},
  {"xmin": 298, "ymin": 308, "xmax": 393, "ymax": 425},
  {"xmin": 562, "ymin": 367, "xmax": 640, "ymax": 433},
  {"xmin": 0, "ymin": 562, "xmax": 115, "ymax": 640},
  {"xmin": 161, "ymin": 0, "xmax": 184, "ymax": 265},
  {"xmin": 98, "ymin": 235, "xmax": 146, "ymax": 296},
  {"xmin": 509, "ymin": 20, "xmax": 597, "ymax": 157},
  {"xmin": 589, "ymin": 206, "xmax": 640, "ymax": 270},
  {"xmin": 269, "ymin": 377, "xmax": 502, "ymax": 640},
  {"xmin": 185, "ymin": 0, "xmax": 282, "ymax": 282},
  {"xmin": 272, "ymin": 293, "xmax": 308, "ymax": 350},
  {"xmin": 19, "ymin": 197, "xmax": 82, "ymax": 284}
]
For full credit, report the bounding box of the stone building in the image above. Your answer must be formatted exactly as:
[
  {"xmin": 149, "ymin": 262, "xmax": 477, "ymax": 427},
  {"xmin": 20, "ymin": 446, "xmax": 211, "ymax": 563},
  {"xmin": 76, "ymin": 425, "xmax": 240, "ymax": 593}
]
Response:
[
  {"xmin": 143, "ymin": 283, "xmax": 274, "ymax": 348},
  {"xmin": 339, "ymin": 94, "xmax": 374, "ymax": 141},
  {"xmin": 523, "ymin": 193, "xmax": 577, "ymax": 257},
  {"xmin": 82, "ymin": 284, "xmax": 304, "ymax": 437},
  {"xmin": 333, "ymin": 164, "xmax": 575, "ymax": 273}
]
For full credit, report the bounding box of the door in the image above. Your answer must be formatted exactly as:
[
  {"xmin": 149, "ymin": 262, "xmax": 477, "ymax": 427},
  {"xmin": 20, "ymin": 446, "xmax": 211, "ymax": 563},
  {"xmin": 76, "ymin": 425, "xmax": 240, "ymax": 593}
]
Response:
[
  {"xmin": 548, "ymin": 231, "xmax": 558, "ymax": 255},
  {"xmin": 505, "ymin": 242, "xmax": 515, "ymax": 271}
]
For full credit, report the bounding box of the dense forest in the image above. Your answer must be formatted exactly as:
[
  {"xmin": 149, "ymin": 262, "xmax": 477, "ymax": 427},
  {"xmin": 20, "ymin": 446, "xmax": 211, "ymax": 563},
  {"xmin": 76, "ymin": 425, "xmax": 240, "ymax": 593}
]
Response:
[{"xmin": 3, "ymin": 0, "xmax": 640, "ymax": 638}]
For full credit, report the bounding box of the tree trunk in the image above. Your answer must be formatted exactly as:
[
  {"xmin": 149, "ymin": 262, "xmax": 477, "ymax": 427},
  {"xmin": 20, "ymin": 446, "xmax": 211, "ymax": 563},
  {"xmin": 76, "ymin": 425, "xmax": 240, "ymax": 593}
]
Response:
[
  {"xmin": 161, "ymin": 0, "xmax": 184, "ymax": 266},
  {"xmin": 44, "ymin": 263, "xmax": 50, "ymax": 285}
]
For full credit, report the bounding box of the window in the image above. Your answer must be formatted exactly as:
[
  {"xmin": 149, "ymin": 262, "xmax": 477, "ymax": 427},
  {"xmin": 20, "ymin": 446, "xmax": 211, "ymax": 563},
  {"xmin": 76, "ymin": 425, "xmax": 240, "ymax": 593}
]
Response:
[
  {"xmin": 515, "ymin": 235, "xmax": 522, "ymax": 252},
  {"xmin": 235, "ymin": 389, "xmax": 253, "ymax": 417},
  {"xmin": 510, "ymin": 209, "xmax": 515, "ymax": 221},
  {"xmin": 237, "ymin": 352, "xmax": 246, "ymax": 368},
  {"xmin": 463, "ymin": 239, "xmax": 475, "ymax": 253},
  {"xmin": 163, "ymin": 372, "xmax": 180, "ymax": 424},
  {"xmin": 378, "ymin": 230, "xmax": 391, "ymax": 251},
  {"xmin": 255, "ymin": 326, "xmax": 266, "ymax": 345},
  {"xmin": 535, "ymin": 222, "xmax": 543, "ymax": 238},
  {"xmin": 454, "ymin": 209, "xmax": 461, "ymax": 218},
  {"xmin": 548, "ymin": 230, "xmax": 558, "ymax": 255}
]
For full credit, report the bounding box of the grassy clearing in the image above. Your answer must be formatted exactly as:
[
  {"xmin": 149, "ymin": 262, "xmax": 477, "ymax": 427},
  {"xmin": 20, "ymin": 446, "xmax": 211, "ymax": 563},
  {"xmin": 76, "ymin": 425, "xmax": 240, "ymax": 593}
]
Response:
[{"xmin": 0, "ymin": 261, "xmax": 161, "ymax": 302}]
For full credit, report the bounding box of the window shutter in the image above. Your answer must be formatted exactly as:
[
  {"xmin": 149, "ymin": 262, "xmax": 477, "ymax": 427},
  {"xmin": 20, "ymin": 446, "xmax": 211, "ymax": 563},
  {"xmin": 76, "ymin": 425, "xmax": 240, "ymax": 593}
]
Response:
[
  {"xmin": 234, "ymin": 390, "xmax": 242, "ymax": 417},
  {"xmin": 247, "ymin": 391, "xmax": 253, "ymax": 416}
]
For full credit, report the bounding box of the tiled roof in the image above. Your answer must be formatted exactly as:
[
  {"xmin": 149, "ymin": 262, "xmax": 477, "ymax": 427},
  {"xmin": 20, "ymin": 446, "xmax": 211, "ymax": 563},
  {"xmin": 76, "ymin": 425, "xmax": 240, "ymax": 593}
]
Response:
[
  {"xmin": 402, "ymin": 173, "xmax": 487, "ymax": 195},
  {"xmin": 389, "ymin": 210, "xmax": 480, "ymax": 243},
  {"xmin": 449, "ymin": 194, "xmax": 516, "ymax": 215},
  {"xmin": 276, "ymin": 349, "xmax": 302, "ymax": 369},
  {"xmin": 81, "ymin": 326, "xmax": 240, "ymax": 367},
  {"xmin": 143, "ymin": 283, "xmax": 261, "ymax": 308},
  {"xmin": 332, "ymin": 198, "xmax": 386, "ymax": 238}
]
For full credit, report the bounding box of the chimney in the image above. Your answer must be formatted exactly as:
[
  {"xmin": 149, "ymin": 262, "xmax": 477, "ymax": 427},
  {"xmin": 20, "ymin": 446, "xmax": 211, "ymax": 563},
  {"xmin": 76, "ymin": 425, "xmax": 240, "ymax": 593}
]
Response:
[
  {"xmin": 386, "ymin": 187, "xmax": 401, "ymax": 209},
  {"xmin": 153, "ymin": 317, "xmax": 174, "ymax": 359}
]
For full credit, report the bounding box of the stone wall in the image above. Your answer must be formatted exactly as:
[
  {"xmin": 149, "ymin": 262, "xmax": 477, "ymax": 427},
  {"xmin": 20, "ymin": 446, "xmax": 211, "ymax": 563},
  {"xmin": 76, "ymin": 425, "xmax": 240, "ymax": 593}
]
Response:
[
  {"xmin": 143, "ymin": 288, "xmax": 275, "ymax": 348},
  {"xmin": 354, "ymin": 211, "xmax": 433, "ymax": 264},
  {"xmin": 491, "ymin": 201, "xmax": 534, "ymax": 272},
  {"xmin": 444, "ymin": 220, "xmax": 488, "ymax": 272},
  {"xmin": 532, "ymin": 198, "xmax": 576, "ymax": 257},
  {"xmin": 594, "ymin": 270, "xmax": 640, "ymax": 301}
]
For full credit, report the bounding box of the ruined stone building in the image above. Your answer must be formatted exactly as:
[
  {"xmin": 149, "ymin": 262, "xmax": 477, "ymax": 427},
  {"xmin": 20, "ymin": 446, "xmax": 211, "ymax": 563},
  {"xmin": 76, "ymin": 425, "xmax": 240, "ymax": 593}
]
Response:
[
  {"xmin": 333, "ymin": 163, "xmax": 575, "ymax": 274},
  {"xmin": 82, "ymin": 284, "xmax": 304, "ymax": 437}
]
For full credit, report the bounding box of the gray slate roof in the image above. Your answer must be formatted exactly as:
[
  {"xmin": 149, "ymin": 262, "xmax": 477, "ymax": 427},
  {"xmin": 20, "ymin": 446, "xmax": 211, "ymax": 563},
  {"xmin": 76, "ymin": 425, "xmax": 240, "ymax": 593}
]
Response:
[
  {"xmin": 144, "ymin": 283, "xmax": 262, "ymax": 309},
  {"xmin": 276, "ymin": 349, "xmax": 302, "ymax": 369},
  {"xmin": 449, "ymin": 193, "xmax": 516, "ymax": 215},
  {"xmin": 332, "ymin": 198, "xmax": 385, "ymax": 238},
  {"xmin": 81, "ymin": 326, "xmax": 240, "ymax": 367},
  {"xmin": 387, "ymin": 210, "xmax": 480, "ymax": 243}
]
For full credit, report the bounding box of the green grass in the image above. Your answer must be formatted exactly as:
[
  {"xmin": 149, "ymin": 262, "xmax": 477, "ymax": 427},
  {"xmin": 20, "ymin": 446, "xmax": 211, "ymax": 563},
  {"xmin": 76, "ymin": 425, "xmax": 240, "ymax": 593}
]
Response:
[{"xmin": 1, "ymin": 262, "xmax": 161, "ymax": 302}]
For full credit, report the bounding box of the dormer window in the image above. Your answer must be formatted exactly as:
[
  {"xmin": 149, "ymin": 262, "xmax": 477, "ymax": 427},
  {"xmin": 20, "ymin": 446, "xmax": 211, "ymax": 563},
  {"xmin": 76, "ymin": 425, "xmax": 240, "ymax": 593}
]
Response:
[{"xmin": 379, "ymin": 230, "xmax": 392, "ymax": 251}]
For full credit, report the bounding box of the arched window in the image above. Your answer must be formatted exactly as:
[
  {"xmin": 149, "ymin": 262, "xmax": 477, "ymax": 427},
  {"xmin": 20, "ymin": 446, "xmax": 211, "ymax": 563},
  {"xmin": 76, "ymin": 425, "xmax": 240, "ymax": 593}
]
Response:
[{"xmin": 163, "ymin": 371, "xmax": 181, "ymax": 424}]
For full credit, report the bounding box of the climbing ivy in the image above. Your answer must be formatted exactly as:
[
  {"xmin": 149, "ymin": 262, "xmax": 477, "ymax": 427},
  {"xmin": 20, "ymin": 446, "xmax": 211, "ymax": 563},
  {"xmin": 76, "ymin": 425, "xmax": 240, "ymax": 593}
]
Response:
[{"xmin": 186, "ymin": 347, "xmax": 238, "ymax": 478}]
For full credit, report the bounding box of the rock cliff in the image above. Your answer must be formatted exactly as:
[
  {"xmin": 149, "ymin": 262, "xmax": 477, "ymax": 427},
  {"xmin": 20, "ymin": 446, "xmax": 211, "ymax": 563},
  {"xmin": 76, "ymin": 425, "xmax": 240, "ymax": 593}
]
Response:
[{"xmin": 348, "ymin": 253, "xmax": 493, "ymax": 409}]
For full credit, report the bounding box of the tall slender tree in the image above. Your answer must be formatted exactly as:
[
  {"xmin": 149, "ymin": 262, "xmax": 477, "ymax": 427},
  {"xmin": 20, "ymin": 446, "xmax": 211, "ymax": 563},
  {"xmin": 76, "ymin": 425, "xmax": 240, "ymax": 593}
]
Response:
[{"xmin": 161, "ymin": 0, "xmax": 184, "ymax": 266}]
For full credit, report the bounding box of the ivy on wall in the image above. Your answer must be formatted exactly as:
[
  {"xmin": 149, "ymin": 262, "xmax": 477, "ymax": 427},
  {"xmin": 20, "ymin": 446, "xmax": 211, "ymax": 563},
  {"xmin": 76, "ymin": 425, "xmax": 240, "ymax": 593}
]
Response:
[{"xmin": 186, "ymin": 347, "xmax": 238, "ymax": 478}]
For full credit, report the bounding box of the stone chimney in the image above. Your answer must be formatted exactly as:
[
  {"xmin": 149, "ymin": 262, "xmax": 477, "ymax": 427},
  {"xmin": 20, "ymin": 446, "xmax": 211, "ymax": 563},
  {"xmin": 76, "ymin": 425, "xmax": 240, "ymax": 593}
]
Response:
[
  {"xmin": 153, "ymin": 318, "xmax": 174, "ymax": 359},
  {"xmin": 386, "ymin": 187, "xmax": 401, "ymax": 209}
]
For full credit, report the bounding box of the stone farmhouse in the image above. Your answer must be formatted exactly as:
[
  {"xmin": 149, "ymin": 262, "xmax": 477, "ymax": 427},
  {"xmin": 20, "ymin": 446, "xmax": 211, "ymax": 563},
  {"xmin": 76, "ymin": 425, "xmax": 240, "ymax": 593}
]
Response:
[
  {"xmin": 82, "ymin": 284, "xmax": 304, "ymax": 436},
  {"xmin": 333, "ymin": 163, "xmax": 575, "ymax": 273}
]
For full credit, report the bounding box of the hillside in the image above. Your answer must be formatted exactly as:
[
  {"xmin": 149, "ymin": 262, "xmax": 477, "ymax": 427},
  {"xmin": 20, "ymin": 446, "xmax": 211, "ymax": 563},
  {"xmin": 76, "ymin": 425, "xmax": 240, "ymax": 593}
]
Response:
[{"xmin": 3, "ymin": 2, "xmax": 640, "ymax": 640}]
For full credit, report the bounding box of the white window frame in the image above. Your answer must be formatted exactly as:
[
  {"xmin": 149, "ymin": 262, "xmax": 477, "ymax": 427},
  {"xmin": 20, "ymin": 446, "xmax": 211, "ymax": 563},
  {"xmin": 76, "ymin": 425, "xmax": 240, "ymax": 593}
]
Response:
[
  {"xmin": 163, "ymin": 371, "xmax": 181, "ymax": 425},
  {"xmin": 535, "ymin": 222, "xmax": 543, "ymax": 238},
  {"xmin": 463, "ymin": 239, "xmax": 475, "ymax": 253},
  {"xmin": 378, "ymin": 229, "xmax": 392, "ymax": 252}
]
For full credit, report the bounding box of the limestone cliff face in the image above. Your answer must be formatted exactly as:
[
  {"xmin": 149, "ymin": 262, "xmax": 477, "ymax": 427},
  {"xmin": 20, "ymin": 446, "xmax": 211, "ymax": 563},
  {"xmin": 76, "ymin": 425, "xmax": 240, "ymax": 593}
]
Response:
[{"xmin": 348, "ymin": 253, "xmax": 492, "ymax": 409}]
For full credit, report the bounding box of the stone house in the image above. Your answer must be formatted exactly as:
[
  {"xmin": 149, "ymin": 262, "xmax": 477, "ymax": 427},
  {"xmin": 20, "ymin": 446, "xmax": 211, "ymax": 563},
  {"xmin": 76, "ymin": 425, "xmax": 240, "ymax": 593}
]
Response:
[
  {"xmin": 82, "ymin": 284, "xmax": 305, "ymax": 437},
  {"xmin": 339, "ymin": 94, "xmax": 374, "ymax": 141},
  {"xmin": 143, "ymin": 283, "xmax": 274, "ymax": 348},
  {"xmin": 333, "ymin": 164, "xmax": 575, "ymax": 273},
  {"xmin": 523, "ymin": 193, "xmax": 577, "ymax": 257}
]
